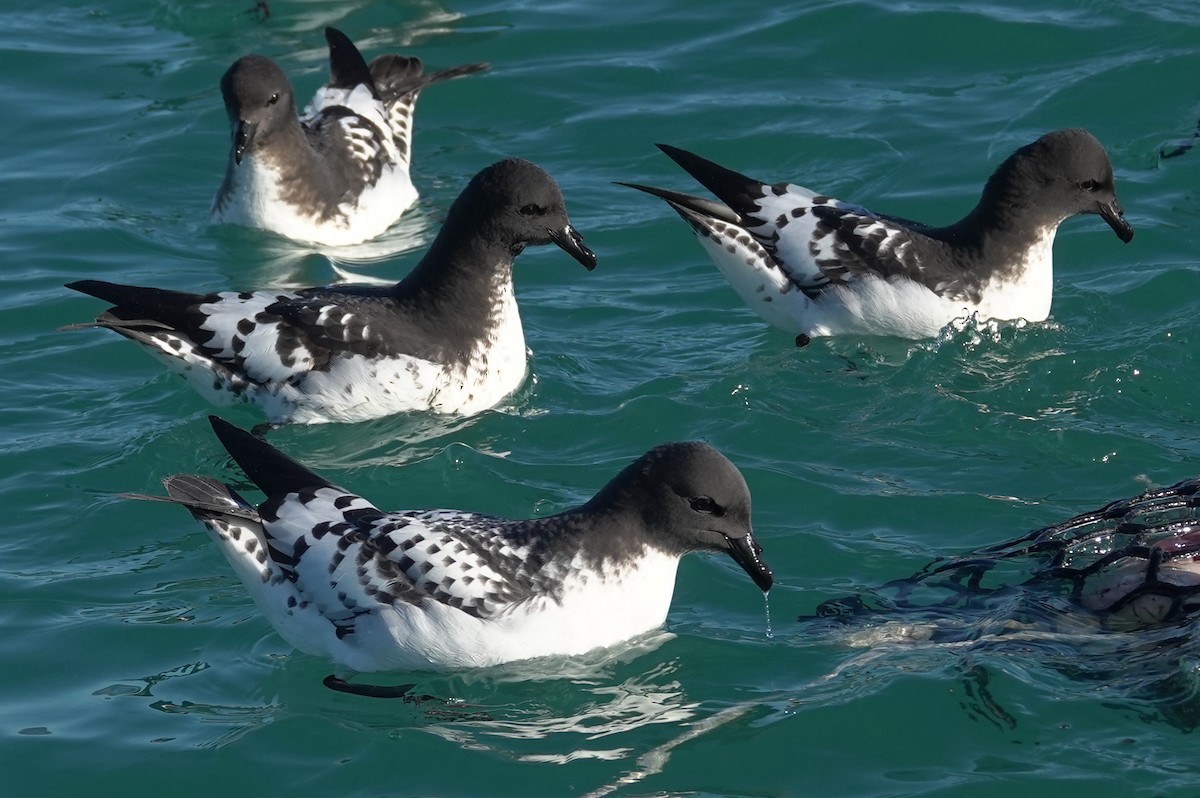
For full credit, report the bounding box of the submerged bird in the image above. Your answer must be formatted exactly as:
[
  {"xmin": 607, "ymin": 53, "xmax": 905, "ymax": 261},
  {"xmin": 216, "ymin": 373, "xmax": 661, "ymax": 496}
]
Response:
[
  {"xmin": 622, "ymin": 130, "xmax": 1134, "ymax": 345},
  {"xmin": 211, "ymin": 27, "xmax": 488, "ymax": 246},
  {"xmin": 799, "ymin": 476, "xmax": 1200, "ymax": 732},
  {"xmin": 126, "ymin": 416, "xmax": 773, "ymax": 677},
  {"xmin": 811, "ymin": 475, "xmax": 1200, "ymax": 634},
  {"xmin": 67, "ymin": 158, "xmax": 596, "ymax": 424}
]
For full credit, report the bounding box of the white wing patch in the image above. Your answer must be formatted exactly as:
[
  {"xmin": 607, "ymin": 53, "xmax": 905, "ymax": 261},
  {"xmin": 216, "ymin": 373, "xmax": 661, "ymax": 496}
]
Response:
[
  {"xmin": 195, "ymin": 291, "xmax": 319, "ymax": 382},
  {"xmin": 303, "ymin": 83, "xmax": 399, "ymax": 164}
]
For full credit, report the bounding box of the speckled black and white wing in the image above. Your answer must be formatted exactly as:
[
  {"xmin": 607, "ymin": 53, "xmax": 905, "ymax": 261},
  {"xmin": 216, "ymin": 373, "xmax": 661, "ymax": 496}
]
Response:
[
  {"xmin": 620, "ymin": 179, "xmax": 956, "ymax": 338},
  {"xmin": 735, "ymin": 184, "xmax": 935, "ymax": 296},
  {"xmin": 618, "ymin": 182, "xmax": 818, "ymax": 333},
  {"xmin": 259, "ymin": 487, "xmax": 547, "ymax": 633},
  {"xmin": 301, "ymin": 86, "xmax": 398, "ymax": 194},
  {"xmin": 295, "ymin": 31, "xmax": 488, "ymax": 233},
  {"xmin": 300, "ymin": 34, "xmax": 404, "ymax": 195},
  {"xmin": 300, "ymin": 29, "xmax": 401, "ymax": 204},
  {"xmin": 66, "ymin": 281, "xmax": 396, "ymax": 380},
  {"xmin": 63, "ymin": 279, "xmax": 458, "ymax": 422},
  {"xmin": 650, "ymin": 144, "xmax": 938, "ymax": 297}
]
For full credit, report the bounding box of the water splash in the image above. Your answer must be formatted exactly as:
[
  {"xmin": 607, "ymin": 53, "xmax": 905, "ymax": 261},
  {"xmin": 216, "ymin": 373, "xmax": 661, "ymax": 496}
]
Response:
[{"xmin": 764, "ymin": 590, "xmax": 774, "ymax": 639}]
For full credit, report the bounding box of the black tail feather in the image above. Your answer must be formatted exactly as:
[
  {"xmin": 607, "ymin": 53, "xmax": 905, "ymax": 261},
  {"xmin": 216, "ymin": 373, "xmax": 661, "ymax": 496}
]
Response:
[
  {"xmin": 368, "ymin": 54, "xmax": 489, "ymax": 103},
  {"xmin": 121, "ymin": 474, "xmax": 259, "ymax": 521},
  {"xmin": 615, "ymin": 181, "xmax": 742, "ymax": 224}
]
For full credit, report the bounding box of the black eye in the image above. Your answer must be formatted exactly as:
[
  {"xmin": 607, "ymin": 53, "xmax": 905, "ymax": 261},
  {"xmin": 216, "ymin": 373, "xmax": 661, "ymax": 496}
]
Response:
[
  {"xmin": 689, "ymin": 496, "xmax": 722, "ymax": 516},
  {"xmin": 1079, "ymin": 179, "xmax": 1100, "ymax": 191},
  {"xmin": 518, "ymin": 203, "xmax": 542, "ymax": 216},
  {"xmin": 267, "ymin": 93, "xmax": 280, "ymax": 106}
]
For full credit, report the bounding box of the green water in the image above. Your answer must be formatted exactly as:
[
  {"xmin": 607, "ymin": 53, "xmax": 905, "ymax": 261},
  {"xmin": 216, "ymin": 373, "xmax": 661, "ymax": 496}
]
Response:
[{"xmin": 5, "ymin": 0, "xmax": 1200, "ymax": 795}]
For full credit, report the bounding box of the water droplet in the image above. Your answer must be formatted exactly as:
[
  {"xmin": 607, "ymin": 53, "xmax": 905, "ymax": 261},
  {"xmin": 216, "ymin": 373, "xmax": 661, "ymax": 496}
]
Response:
[{"xmin": 763, "ymin": 590, "xmax": 773, "ymax": 639}]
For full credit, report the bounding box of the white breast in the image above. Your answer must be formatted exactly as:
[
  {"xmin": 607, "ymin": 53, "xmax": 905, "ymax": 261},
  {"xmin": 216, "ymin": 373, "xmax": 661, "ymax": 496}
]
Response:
[
  {"xmin": 434, "ymin": 279, "xmax": 528, "ymax": 415},
  {"xmin": 972, "ymin": 226, "xmax": 1057, "ymax": 323},
  {"xmin": 212, "ymin": 154, "xmax": 417, "ymax": 247}
]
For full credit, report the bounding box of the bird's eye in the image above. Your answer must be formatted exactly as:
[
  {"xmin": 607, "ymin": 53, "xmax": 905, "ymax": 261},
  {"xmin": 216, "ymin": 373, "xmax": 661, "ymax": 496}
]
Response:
[
  {"xmin": 267, "ymin": 93, "xmax": 280, "ymax": 106},
  {"xmin": 689, "ymin": 496, "xmax": 722, "ymax": 516},
  {"xmin": 1079, "ymin": 179, "xmax": 1100, "ymax": 191},
  {"xmin": 518, "ymin": 203, "xmax": 541, "ymax": 216}
]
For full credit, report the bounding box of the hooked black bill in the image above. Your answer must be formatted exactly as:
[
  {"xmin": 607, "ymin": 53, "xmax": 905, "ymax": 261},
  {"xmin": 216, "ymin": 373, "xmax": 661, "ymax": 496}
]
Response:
[
  {"xmin": 726, "ymin": 531, "xmax": 773, "ymax": 592},
  {"xmin": 1098, "ymin": 200, "xmax": 1134, "ymax": 243},
  {"xmin": 549, "ymin": 225, "xmax": 597, "ymax": 270},
  {"xmin": 233, "ymin": 120, "xmax": 257, "ymax": 165}
]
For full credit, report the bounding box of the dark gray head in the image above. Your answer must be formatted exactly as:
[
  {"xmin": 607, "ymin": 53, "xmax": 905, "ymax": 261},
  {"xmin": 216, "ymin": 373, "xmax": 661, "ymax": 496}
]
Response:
[
  {"xmin": 585, "ymin": 441, "xmax": 772, "ymax": 592},
  {"xmin": 219, "ymin": 55, "xmax": 297, "ymax": 165},
  {"xmin": 991, "ymin": 128, "xmax": 1134, "ymax": 243},
  {"xmin": 442, "ymin": 158, "xmax": 597, "ymax": 270}
]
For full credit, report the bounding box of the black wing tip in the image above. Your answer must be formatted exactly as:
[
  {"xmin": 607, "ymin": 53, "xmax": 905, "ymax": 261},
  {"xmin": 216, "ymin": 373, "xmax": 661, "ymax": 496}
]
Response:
[
  {"xmin": 207, "ymin": 415, "xmax": 266, "ymax": 468},
  {"xmin": 655, "ymin": 143, "xmax": 719, "ymax": 174},
  {"xmin": 614, "ymin": 179, "xmax": 696, "ymax": 211},
  {"xmin": 64, "ymin": 278, "xmax": 152, "ymax": 308},
  {"xmin": 65, "ymin": 278, "xmax": 114, "ymax": 297},
  {"xmin": 208, "ymin": 414, "xmax": 245, "ymax": 441},
  {"xmin": 323, "ymin": 27, "xmax": 376, "ymax": 94},
  {"xmin": 206, "ymin": 415, "xmax": 336, "ymax": 497},
  {"xmin": 653, "ymin": 143, "xmax": 763, "ymax": 209},
  {"xmin": 324, "ymin": 26, "xmax": 353, "ymax": 48}
]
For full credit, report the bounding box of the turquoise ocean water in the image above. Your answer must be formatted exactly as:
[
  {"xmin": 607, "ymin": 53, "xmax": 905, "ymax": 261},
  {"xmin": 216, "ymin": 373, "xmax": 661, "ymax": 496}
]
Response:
[{"xmin": 5, "ymin": 0, "xmax": 1200, "ymax": 795}]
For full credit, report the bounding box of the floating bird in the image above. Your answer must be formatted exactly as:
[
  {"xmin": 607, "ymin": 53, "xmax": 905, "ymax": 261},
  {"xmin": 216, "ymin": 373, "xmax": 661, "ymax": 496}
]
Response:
[
  {"xmin": 211, "ymin": 27, "xmax": 488, "ymax": 246},
  {"xmin": 622, "ymin": 130, "xmax": 1134, "ymax": 345},
  {"xmin": 67, "ymin": 158, "xmax": 596, "ymax": 423},
  {"xmin": 126, "ymin": 416, "xmax": 773, "ymax": 681}
]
